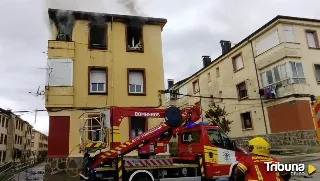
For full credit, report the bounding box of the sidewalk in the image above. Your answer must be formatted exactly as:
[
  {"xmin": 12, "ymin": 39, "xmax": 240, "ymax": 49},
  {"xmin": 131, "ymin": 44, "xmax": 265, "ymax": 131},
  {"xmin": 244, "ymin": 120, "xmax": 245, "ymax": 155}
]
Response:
[{"xmin": 272, "ymin": 152, "xmax": 320, "ymax": 164}]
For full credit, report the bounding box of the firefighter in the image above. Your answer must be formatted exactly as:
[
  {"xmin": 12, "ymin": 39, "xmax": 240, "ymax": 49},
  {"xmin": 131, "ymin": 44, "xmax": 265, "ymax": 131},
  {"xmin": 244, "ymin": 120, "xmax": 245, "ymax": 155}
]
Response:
[{"xmin": 235, "ymin": 137, "xmax": 291, "ymax": 181}]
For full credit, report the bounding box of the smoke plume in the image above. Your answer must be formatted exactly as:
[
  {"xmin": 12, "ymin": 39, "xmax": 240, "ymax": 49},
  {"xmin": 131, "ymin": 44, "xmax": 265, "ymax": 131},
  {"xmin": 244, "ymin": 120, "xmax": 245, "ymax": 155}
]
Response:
[{"xmin": 45, "ymin": 0, "xmax": 145, "ymax": 16}]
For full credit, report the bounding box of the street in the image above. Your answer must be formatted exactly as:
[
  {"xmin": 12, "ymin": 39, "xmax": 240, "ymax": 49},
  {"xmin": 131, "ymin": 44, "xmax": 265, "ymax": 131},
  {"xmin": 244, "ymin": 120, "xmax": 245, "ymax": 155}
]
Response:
[
  {"xmin": 12, "ymin": 163, "xmax": 45, "ymax": 181},
  {"xmin": 290, "ymin": 161, "xmax": 320, "ymax": 181}
]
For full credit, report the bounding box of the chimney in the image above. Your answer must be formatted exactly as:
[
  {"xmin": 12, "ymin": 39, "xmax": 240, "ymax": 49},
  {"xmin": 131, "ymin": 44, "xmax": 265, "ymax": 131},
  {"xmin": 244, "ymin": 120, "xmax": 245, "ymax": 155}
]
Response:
[
  {"xmin": 167, "ymin": 79, "xmax": 174, "ymax": 89},
  {"xmin": 220, "ymin": 40, "xmax": 232, "ymax": 54},
  {"xmin": 202, "ymin": 56, "xmax": 211, "ymax": 67}
]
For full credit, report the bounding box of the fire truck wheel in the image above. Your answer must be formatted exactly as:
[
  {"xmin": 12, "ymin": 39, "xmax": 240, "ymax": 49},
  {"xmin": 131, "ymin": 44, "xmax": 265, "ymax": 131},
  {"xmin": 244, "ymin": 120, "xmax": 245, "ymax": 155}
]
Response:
[
  {"xmin": 135, "ymin": 177, "xmax": 151, "ymax": 181},
  {"xmin": 164, "ymin": 106, "xmax": 182, "ymax": 128}
]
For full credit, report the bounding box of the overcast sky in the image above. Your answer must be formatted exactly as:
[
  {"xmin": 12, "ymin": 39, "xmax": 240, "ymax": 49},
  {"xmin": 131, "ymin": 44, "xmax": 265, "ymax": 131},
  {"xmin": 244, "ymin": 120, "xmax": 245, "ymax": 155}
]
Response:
[{"xmin": 0, "ymin": 0, "xmax": 320, "ymax": 135}]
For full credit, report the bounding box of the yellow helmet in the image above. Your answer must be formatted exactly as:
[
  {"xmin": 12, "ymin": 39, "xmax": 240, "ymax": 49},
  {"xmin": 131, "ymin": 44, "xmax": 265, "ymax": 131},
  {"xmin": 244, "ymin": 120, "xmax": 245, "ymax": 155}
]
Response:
[{"xmin": 248, "ymin": 137, "xmax": 270, "ymax": 156}]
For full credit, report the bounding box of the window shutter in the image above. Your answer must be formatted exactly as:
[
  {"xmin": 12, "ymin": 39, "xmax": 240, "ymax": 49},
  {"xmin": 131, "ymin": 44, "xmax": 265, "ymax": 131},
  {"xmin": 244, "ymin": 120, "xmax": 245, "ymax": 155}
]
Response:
[
  {"xmin": 129, "ymin": 72, "xmax": 143, "ymax": 85},
  {"xmin": 235, "ymin": 56, "xmax": 244, "ymax": 70},
  {"xmin": 284, "ymin": 25, "xmax": 295, "ymax": 42},
  {"xmin": 90, "ymin": 70, "xmax": 106, "ymax": 83},
  {"xmin": 307, "ymin": 33, "xmax": 316, "ymax": 48}
]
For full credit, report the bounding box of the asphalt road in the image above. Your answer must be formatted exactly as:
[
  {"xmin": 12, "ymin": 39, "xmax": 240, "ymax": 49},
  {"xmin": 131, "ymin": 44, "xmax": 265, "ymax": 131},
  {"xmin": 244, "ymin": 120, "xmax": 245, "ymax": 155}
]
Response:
[{"xmin": 12, "ymin": 163, "xmax": 45, "ymax": 181}]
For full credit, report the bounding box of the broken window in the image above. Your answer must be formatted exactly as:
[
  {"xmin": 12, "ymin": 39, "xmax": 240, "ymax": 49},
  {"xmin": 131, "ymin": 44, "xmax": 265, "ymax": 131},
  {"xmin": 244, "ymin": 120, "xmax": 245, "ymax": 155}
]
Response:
[
  {"xmin": 89, "ymin": 23, "xmax": 107, "ymax": 49},
  {"xmin": 55, "ymin": 11, "xmax": 74, "ymax": 41},
  {"xmin": 126, "ymin": 25, "xmax": 143, "ymax": 51}
]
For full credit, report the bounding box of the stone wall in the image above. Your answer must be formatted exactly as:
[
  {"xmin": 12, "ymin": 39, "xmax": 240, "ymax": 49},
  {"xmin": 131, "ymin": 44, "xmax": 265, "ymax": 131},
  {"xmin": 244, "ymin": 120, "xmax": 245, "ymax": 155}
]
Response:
[
  {"xmin": 44, "ymin": 157, "xmax": 82, "ymax": 176},
  {"xmin": 231, "ymin": 130, "xmax": 319, "ymax": 148}
]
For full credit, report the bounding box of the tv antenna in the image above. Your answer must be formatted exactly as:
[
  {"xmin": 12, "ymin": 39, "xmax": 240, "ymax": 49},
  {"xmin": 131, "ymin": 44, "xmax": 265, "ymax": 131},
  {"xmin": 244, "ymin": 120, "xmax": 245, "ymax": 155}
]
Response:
[{"xmin": 29, "ymin": 86, "xmax": 45, "ymax": 97}]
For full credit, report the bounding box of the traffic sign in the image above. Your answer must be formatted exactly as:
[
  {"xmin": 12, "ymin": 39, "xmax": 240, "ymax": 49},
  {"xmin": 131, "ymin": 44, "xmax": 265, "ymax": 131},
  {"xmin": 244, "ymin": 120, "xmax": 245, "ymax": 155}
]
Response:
[
  {"xmin": 314, "ymin": 103, "xmax": 320, "ymax": 128},
  {"xmin": 312, "ymin": 101, "xmax": 320, "ymax": 144}
]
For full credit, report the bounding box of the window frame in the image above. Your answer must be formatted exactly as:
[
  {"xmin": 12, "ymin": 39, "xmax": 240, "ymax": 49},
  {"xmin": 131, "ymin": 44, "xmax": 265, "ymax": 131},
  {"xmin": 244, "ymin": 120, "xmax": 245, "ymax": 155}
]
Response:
[
  {"xmin": 127, "ymin": 68, "xmax": 146, "ymax": 96},
  {"xmin": 283, "ymin": 24, "xmax": 295, "ymax": 43},
  {"xmin": 125, "ymin": 24, "xmax": 144, "ymax": 53},
  {"xmin": 260, "ymin": 62, "xmax": 306, "ymax": 88},
  {"xmin": 232, "ymin": 53, "xmax": 244, "ymax": 72},
  {"xmin": 290, "ymin": 61, "xmax": 306, "ymax": 84},
  {"xmin": 129, "ymin": 117, "xmax": 147, "ymax": 139},
  {"xmin": 181, "ymin": 131, "xmax": 200, "ymax": 144},
  {"xmin": 236, "ymin": 81, "xmax": 248, "ymax": 100},
  {"xmin": 314, "ymin": 64, "xmax": 320, "ymax": 84},
  {"xmin": 192, "ymin": 79, "xmax": 200, "ymax": 94},
  {"xmin": 88, "ymin": 22, "xmax": 108, "ymax": 50},
  {"xmin": 88, "ymin": 66, "xmax": 108, "ymax": 95},
  {"xmin": 207, "ymin": 72, "xmax": 211, "ymax": 83},
  {"xmin": 305, "ymin": 29, "xmax": 319, "ymax": 49},
  {"xmin": 240, "ymin": 111, "xmax": 253, "ymax": 130}
]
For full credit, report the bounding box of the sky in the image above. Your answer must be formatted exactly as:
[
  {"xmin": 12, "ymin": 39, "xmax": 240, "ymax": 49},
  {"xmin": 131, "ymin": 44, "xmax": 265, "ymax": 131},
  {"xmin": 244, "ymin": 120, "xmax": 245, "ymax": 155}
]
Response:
[{"xmin": 0, "ymin": 0, "xmax": 320, "ymax": 135}]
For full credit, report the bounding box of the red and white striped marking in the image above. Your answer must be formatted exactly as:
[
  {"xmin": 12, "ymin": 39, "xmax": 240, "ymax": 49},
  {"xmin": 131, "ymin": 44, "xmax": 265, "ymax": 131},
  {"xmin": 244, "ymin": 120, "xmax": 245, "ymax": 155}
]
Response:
[{"xmin": 125, "ymin": 159, "xmax": 173, "ymax": 167}]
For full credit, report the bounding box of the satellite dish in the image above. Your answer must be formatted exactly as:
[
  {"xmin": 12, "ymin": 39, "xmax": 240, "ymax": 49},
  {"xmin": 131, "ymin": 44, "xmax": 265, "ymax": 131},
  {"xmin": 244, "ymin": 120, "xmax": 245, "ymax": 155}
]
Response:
[{"xmin": 164, "ymin": 106, "xmax": 182, "ymax": 128}]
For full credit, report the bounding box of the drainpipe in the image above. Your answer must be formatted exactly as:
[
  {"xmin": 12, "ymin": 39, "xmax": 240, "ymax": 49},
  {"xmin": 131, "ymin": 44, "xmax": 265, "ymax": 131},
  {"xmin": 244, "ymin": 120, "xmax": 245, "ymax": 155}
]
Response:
[
  {"xmin": 196, "ymin": 76, "xmax": 204, "ymax": 122},
  {"xmin": 249, "ymin": 41, "xmax": 269, "ymax": 140}
]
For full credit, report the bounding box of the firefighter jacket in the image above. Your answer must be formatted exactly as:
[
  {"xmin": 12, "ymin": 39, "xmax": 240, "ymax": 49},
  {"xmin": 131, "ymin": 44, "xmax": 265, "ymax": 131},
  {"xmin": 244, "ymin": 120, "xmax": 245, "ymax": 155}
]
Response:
[{"xmin": 235, "ymin": 154, "xmax": 291, "ymax": 181}]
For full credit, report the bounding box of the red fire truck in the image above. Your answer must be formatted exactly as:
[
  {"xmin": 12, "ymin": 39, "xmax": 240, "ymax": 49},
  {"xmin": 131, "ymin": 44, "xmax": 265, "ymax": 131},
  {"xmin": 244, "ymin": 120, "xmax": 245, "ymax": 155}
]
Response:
[{"xmin": 80, "ymin": 105, "xmax": 248, "ymax": 181}]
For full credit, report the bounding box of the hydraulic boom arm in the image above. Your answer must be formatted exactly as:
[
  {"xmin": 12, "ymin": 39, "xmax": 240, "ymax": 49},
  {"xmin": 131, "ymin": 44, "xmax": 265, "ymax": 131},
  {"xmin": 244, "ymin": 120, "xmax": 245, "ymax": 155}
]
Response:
[{"xmin": 89, "ymin": 105, "xmax": 201, "ymax": 169}]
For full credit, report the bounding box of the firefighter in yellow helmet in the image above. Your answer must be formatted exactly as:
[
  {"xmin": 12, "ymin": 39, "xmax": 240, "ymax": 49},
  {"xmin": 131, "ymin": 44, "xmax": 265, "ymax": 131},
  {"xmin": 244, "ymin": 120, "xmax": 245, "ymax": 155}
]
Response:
[{"xmin": 234, "ymin": 137, "xmax": 291, "ymax": 181}]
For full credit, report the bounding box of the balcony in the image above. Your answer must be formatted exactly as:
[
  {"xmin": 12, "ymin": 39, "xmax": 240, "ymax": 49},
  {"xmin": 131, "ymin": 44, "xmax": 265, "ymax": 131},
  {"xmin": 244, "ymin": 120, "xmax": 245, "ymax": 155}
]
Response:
[
  {"xmin": 275, "ymin": 82, "xmax": 310, "ymax": 97},
  {"xmin": 45, "ymin": 87, "xmax": 74, "ymax": 108},
  {"xmin": 47, "ymin": 41, "xmax": 75, "ymax": 59},
  {"xmin": 255, "ymin": 42, "xmax": 301, "ymax": 70}
]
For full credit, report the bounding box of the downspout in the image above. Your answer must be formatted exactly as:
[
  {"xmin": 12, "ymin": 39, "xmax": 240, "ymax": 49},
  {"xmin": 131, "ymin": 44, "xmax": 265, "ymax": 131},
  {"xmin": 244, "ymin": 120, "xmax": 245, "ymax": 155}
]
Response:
[
  {"xmin": 111, "ymin": 17, "xmax": 115, "ymax": 148},
  {"xmin": 249, "ymin": 41, "xmax": 269, "ymax": 139},
  {"xmin": 196, "ymin": 76, "xmax": 204, "ymax": 122}
]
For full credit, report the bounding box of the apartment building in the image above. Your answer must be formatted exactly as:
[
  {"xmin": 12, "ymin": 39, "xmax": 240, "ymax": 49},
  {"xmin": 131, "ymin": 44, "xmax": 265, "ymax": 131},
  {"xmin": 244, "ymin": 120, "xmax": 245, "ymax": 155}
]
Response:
[
  {"xmin": 31, "ymin": 129, "xmax": 48, "ymax": 159},
  {"xmin": 0, "ymin": 109, "xmax": 9, "ymax": 164},
  {"xmin": 168, "ymin": 16, "xmax": 320, "ymax": 147},
  {"xmin": 0, "ymin": 108, "xmax": 33, "ymax": 164},
  {"xmin": 45, "ymin": 8, "xmax": 167, "ymax": 160}
]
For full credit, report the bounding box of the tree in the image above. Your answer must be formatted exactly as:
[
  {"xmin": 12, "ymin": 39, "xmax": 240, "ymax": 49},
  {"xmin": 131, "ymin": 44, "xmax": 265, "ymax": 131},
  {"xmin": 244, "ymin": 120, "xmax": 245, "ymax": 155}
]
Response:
[{"xmin": 205, "ymin": 100, "xmax": 233, "ymax": 134}]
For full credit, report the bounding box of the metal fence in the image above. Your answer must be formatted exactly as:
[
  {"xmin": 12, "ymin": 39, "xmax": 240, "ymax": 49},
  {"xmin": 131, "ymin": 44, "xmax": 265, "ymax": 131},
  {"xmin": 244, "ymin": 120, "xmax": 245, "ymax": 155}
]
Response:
[{"xmin": 0, "ymin": 160, "xmax": 36, "ymax": 180}]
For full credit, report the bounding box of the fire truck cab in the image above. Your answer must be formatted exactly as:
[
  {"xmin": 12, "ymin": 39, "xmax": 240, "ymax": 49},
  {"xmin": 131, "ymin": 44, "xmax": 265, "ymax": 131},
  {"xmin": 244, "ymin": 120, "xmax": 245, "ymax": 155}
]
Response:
[{"xmin": 175, "ymin": 123, "xmax": 247, "ymax": 179}]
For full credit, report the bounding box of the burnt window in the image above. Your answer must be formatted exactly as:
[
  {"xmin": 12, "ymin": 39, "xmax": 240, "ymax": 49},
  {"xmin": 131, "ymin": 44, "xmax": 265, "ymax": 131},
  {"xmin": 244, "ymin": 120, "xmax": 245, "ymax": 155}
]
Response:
[
  {"xmin": 89, "ymin": 23, "xmax": 107, "ymax": 49},
  {"xmin": 126, "ymin": 25, "xmax": 143, "ymax": 52},
  {"xmin": 55, "ymin": 13, "xmax": 74, "ymax": 41}
]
